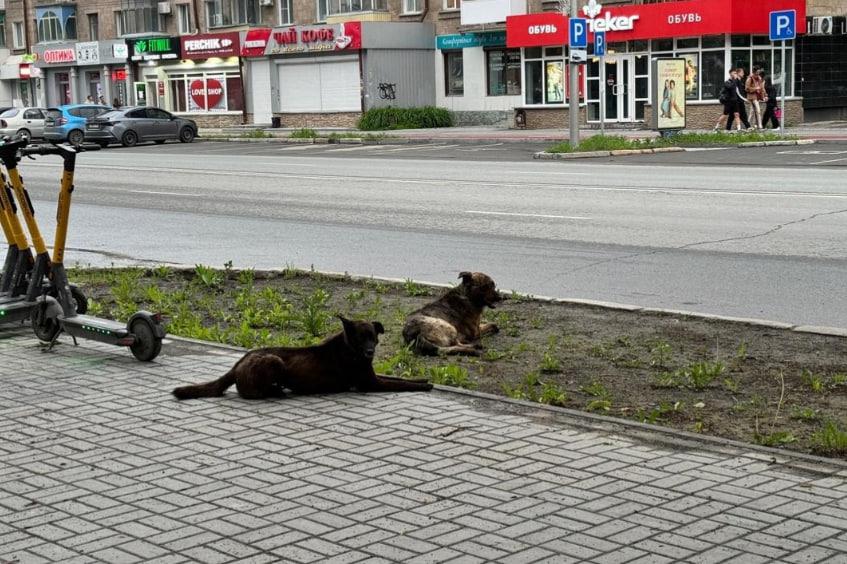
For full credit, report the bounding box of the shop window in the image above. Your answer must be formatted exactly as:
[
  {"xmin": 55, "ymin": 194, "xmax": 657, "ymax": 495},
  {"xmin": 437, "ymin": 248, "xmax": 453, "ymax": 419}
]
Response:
[
  {"xmin": 177, "ymin": 4, "xmax": 191, "ymax": 33},
  {"xmin": 701, "ymin": 34, "xmax": 724, "ymax": 49},
  {"xmin": 651, "ymin": 38, "xmax": 673, "ymax": 52},
  {"xmin": 279, "ymin": 0, "xmax": 293, "ymax": 24},
  {"xmin": 12, "ymin": 22, "xmax": 24, "ymax": 49},
  {"xmin": 731, "ymin": 35, "xmax": 751, "ymax": 47},
  {"xmin": 486, "ymin": 49, "xmax": 520, "ymax": 96},
  {"xmin": 88, "ymin": 13, "xmax": 99, "ymax": 40},
  {"xmin": 167, "ymin": 72, "xmax": 244, "ymax": 113},
  {"xmin": 752, "ymin": 35, "xmax": 771, "ymax": 46},
  {"xmin": 443, "ymin": 0, "xmax": 460, "ymax": 11},
  {"xmin": 675, "ymin": 38, "xmax": 698, "ymax": 50},
  {"xmin": 523, "ymin": 48, "xmax": 566, "ymax": 105},
  {"xmin": 607, "ymin": 42, "xmax": 626, "ymax": 54},
  {"xmin": 677, "ymin": 53, "xmax": 698, "ymax": 100},
  {"xmin": 700, "ymin": 50, "xmax": 725, "ymax": 100},
  {"xmin": 444, "ymin": 51, "xmax": 463, "ymax": 96},
  {"xmin": 317, "ymin": 0, "xmax": 328, "ymax": 21},
  {"xmin": 628, "ymin": 40, "xmax": 647, "ymax": 53},
  {"xmin": 731, "ymin": 50, "xmax": 751, "ymax": 74},
  {"xmin": 524, "ymin": 60, "xmax": 542, "ymax": 105},
  {"xmin": 403, "ymin": 0, "xmax": 422, "ymax": 14}
]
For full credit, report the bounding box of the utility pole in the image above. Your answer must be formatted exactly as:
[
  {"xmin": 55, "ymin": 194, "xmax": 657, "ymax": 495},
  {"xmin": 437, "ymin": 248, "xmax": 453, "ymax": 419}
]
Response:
[{"xmin": 569, "ymin": 0, "xmax": 580, "ymax": 148}]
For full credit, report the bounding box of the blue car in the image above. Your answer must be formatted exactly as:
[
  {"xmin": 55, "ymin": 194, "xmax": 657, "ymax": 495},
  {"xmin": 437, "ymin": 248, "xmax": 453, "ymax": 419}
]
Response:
[{"xmin": 44, "ymin": 104, "xmax": 111, "ymax": 145}]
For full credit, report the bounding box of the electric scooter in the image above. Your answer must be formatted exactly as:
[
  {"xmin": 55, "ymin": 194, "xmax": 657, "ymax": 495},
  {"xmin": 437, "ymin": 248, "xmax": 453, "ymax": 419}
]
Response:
[
  {"xmin": 0, "ymin": 138, "xmax": 87, "ymax": 324},
  {"xmin": 21, "ymin": 143, "xmax": 166, "ymax": 361}
]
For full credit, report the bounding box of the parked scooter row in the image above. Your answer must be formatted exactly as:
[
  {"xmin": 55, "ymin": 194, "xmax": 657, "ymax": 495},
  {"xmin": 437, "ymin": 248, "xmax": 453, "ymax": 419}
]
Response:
[{"xmin": 0, "ymin": 137, "xmax": 165, "ymax": 361}]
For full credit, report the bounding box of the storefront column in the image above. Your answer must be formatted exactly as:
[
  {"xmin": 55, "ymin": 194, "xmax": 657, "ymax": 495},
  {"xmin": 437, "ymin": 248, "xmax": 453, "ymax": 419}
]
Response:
[
  {"xmin": 102, "ymin": 65, "xmax": 112, "ymax": 104},
  {"xmin": 124, "ymin": 63, "xmax": 132, "ymax": 105},
  {"xmin": 69, "ymin": 67, "xmax": 78, "ymax": 104}
]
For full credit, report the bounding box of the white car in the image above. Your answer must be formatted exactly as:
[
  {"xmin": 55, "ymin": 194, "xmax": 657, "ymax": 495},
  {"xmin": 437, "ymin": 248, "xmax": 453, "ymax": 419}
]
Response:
[{"xmin": 0, "ymin": 107, "xmax": 48, "ymax": 141}]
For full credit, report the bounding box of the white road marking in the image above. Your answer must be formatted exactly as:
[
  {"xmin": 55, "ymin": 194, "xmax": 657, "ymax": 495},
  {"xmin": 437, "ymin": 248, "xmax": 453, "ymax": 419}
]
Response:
[
  {"xmin": 130, "ymin": 190, "xmax": 204, "ymax": 197},
  {"xmin": 809, "ymin": 157, "xmax": 847, "ymax": 165},
  {"xmin": 510, "ymin": 171, "xmax": 591, "ymax": 175},
  {"xmin": 376, "ymin": 144, "xmax": 460, "ymax": 153},
  {"xmin": 684, "ymin": 147, "xmax": 731, "ymax": 152},
  {"xmin": 276, "ymin": 145, "xmax": 317, "ymax": 151},
  {"xmin": 465, "ymin": 210, "xmax": 591, "ymax": 220},
  {"xmin": 323, "ymin": 145, "xmax": 381, "ymax": 152}
]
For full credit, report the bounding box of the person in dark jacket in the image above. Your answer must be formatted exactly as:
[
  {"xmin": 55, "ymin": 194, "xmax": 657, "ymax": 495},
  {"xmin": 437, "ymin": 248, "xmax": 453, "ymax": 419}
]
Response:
[
  {"xmin": 760, "ymin": 70, "xmax": 781, "ymax": 129},
  {"xmin": 726, "ymin": 67, "xmax": 751, "ymax": 131},
  {"xmin": 714, "ymin": 70, "xmax": 741, "ymax": 131}
]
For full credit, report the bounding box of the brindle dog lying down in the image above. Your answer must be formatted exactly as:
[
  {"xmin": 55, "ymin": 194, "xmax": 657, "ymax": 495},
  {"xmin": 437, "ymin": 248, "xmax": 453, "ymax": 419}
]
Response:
[
  {"xmin": 402, "ymin": 271, "xmax": 502, "ymax": 356},
  {"xmin": 173, "ymin": 316, "xmax": 432, "ymax": 400}
]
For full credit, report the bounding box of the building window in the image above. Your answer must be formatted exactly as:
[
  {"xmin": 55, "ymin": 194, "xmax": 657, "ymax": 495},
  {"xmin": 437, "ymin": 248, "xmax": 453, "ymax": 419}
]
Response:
[
  {"xmin": 443, "ymin": 0, "xmax": 459, "ymax": 10},
  {"xmin": 12, "ymin": 22, "xmax": 24, "ymax": 49},
  {"xmin": 729, "ymin": 35, "xmax": 794, "ymax": 97},
  {"xmin": 207, "ymin": 0, "xmax": 260, "ymax": 27},
  {"xmin": 327, "ymin": 0, "xmax": 387, "ymax": 16},
  {"xmin": 700, "ymin": 50, "xmax": 725, "ymax": 100},
  {"xmin": 486, "ymin": 49, "xmax": 521, "ymax": 96},
  {"xmin": 88, "ymin": 13, "xmax": 99, "ymax": 40},
  {"xmin": 279, "ymin": 0, "xmax": 293, "ymax": 24},
  {"xmin": 166, "ymin": 71, "xmax": 244, "ymax": 113},
  {"xmin": 523, "ymin": 47, "xmax": 567, "ymax": 105},
  {"xmin": 36, "ymin": 7, "xmax": 77, "ymax": 42},
  {"xmin": 403, "ymin": 0, "xmax": 422, "ymax": 14},
  {"xmin": 317, "ymin": 0, "xmax": 328, "ymax": 21},
  {"xmin": 115, "ymin": 7, "xmax": 161, "ymax": 35},
  {"xmin": 444, "ymin": 51, "xmax": 463, "ymax": 96},
  {"xmin": 0, "ymin": 22, "xmax": 6, "ymax": 48},
  {"xmin": 177, "ymin": 4, "xmax": 191, "ymax": 33}
]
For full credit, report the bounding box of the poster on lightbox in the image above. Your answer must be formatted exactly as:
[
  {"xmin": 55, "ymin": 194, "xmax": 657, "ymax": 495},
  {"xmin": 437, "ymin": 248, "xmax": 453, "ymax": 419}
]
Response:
[{"xmin": 655, "ymin": 59, "xmax": 686, "ymax": 130}]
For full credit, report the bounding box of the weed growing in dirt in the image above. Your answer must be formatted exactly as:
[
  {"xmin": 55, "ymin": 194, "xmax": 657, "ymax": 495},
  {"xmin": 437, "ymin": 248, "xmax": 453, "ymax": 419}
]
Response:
[
  {"xmin": 754, "ymin": 431, "xmax": 797, "ymax": 447},
  {"xmin": 151, "ymin": 265, "xmax": 171, "ymax": 278},
  {"xmin": 649, "ymin": 340, "xmax": 673, "ymax": 368},
  {"xmin": 635, "ymin": 401, "xmax": 684, "ymax": 424},
  {"xmin": 428, "ymin": 365, "xmax": 474, "ymax": 389},
  {"xmin": 194, "ymin": 264, "xmax": 223, "ymax": 289},
  {"xmin": 802, "ymin": 369, "xmax": 827, "ymax": 393},
  {"xmin": 299, "ymin": 288, "xmax": 332, "ymax": 338},
  {"xmin": 790, "ymin": 407, "xmax": 821, "ymax": 422},
  {"xmin": 403, "ymin": 279, "xmax": 430, "ymax": 297},
  {"xmin": 375, "ymin": 346, "xmax": 426, "ymax": 380},
  {"xmin": 539, "ymin": 337, "xmax": 562, "ymax": 373},
  {"xmin": 289, "ymin": 128, "xmax": 318, "ymax": 139},
  {"xmin": 503, "ymin": 373, "xmax": 568, "ymax": 407},
  {"xmin": 654, "ymin": 361, "xmax": 725, "ymax": 390},
  {"xmin": 811, "ymin": 420, "xmax": 847, "ymax": 456}
]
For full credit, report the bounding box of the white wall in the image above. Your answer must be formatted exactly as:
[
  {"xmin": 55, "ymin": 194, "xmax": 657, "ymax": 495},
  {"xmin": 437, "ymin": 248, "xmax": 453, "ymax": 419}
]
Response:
[
  {"xmin": 247, "ymin": 59, "xmax": 273, "ymax": 124},
  {"xmin": 435, "ymin": 46, "xmax": 521, "ymax": 112}
]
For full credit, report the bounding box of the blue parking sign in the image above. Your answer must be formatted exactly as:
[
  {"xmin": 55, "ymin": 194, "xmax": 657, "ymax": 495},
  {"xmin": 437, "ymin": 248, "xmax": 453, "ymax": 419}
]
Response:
[
  {"xmin": 594, "ymin": 31, "xmax": 606, "ymax": 56},
  {"xmin": 770, "ymin": 10, "xmax": 796, "ymax": 41},
  {"xmin": 569, "ymin": 18, "xmax": 588, "ymax": 49}
]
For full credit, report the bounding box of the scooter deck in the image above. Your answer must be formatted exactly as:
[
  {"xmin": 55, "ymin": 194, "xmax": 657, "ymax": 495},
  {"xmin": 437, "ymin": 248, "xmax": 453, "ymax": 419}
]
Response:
[{"xmin": 61, "ymin": 314, "xmax": 130, "ymax": 340}]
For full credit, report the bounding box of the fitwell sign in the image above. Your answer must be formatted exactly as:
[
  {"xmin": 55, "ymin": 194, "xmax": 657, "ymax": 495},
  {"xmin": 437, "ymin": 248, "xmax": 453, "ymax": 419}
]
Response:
[
  {"xmin": 507, "ymin": 0, "xmax": 805, "ymax": 47},
  {"xmin": 181, "ymin": 32, "xmax": 240, "ymax": 59},
  {"xmin": 264, "ymin": 22, "xmax": 362, "ymax": 55}
]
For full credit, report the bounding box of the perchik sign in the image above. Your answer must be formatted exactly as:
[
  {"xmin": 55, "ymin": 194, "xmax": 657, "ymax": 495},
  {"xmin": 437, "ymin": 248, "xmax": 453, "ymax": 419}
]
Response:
[
  {"xmin": 180, "ymin": 32, "xmax": 240, "ymax": 59},
  {"xmin": 265, "ymin": 22, "xmax": 362, "ymax": 55}
]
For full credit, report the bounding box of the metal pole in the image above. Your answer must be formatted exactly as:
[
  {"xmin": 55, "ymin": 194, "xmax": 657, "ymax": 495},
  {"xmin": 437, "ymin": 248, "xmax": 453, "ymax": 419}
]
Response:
[
  {"xmin": 780, "ymin": 39, "xmax": 786, "ymax": 134},
  {"xmin": 569, "ymin": 0, "xmax": 580, "ymax": 148},
  {"xmin": 599, "ymin": 55, "xmax": 605, "ymax": 135}
]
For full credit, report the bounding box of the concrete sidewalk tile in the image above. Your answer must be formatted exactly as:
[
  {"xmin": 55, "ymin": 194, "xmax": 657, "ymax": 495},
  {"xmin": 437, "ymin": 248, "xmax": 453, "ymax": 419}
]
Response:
[{"xmin": 781, "ymin": 546, "xmax": 839, "ymax": 563}]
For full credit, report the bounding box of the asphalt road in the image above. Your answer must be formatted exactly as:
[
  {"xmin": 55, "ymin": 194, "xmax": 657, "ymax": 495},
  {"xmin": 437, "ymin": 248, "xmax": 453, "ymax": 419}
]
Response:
[{"xmin": 17, "ymin": 140, "xmax": 847, "ymax": 328}]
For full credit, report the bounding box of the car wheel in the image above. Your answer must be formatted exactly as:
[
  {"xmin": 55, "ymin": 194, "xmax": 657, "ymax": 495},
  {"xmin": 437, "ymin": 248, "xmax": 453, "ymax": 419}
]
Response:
[
  {"xmin": 179, "ymin": 127, "xmax": 195, "ymax": 143},
  {"xmin": 16, "ymin": 129, "xmax": 31, "ymax": 141},
  {"xmin": 155, "ymin": 140, "xmax": 166, "ymax": 145},
  {"xmin": 67, "ymin": 129, "xmax": 84, "ymax": 146},
  {"xmin": 121, "ymin": 130, "xmax": 138, "ymax": 147}
]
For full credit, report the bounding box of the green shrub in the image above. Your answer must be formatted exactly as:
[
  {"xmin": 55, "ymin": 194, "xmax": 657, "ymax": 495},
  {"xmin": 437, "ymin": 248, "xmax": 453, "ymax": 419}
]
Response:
[
  {"xmin": 289, "ymin": 128, "xmax": 317, "ymax": 138},
  {"xmin": 358, "ymin": 107, "xmax": 453, "ymax": 131}
]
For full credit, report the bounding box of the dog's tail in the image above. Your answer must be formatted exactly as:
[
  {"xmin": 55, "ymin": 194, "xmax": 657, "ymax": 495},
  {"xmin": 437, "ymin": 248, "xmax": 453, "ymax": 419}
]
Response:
[
  {"xmin": 173, "ymin": 370, "xmax": 237, "ymax": 400},
  {"xmin": 410, "ymin": 335, "xmax": 440, "ymax": 356}
]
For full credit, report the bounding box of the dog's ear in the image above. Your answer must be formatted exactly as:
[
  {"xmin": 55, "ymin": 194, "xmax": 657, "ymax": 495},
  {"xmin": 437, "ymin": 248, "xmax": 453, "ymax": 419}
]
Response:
[
  {"xmin": 372, "ymin": 321, "xmax": 385, "ymax": 335},
  {"xmin": 338, "ymin": 315, "xmax": 351, "ymax": 330},
  {"xmin": 458, "ymin": 272, "xmax": 473, "ymax": 285}
]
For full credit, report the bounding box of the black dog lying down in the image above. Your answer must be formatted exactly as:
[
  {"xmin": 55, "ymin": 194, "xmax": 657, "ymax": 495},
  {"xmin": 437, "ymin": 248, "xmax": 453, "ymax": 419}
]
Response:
[{"xmin": 173, "ymin": 316, "xmax": 432, "ymax": 400}]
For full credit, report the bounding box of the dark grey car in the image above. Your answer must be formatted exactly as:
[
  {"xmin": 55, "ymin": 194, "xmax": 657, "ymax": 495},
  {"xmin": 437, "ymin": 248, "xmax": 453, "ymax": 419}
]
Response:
[{"xmin": 84, "ymin": 106, "xmax": 198, "ymax": 147}]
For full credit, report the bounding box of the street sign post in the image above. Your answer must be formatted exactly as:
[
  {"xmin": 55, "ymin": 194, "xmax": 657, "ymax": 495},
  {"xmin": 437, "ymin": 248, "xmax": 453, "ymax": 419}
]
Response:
[
  {"xmin": 595, "ymin": 31, "xmax": 606, "ymax": 135},
  {"xmin": 769, "ymin": 9, "xmax": 796, "ymax": 134},
  {"xmin": 568, "ymin": 14, "xmax": 587, "ymax": 148}
]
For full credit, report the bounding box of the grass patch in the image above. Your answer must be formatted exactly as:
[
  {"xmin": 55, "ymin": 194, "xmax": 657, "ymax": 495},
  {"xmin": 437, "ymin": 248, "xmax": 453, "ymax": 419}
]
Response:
[
  {"xmin": 548, "ymin": 131, "xmax": 797, "ymax": 154},
  {"xmin": 289, "ymin": 128, "xmax": 318, "ymax": 139},
  {"xmin": 811, "ymin": 420, "xmax": 847, "ymax": 456},
  {"xmin": 358, "ymin": 107, "xmax": 453, "ymax": 131},
  {"xmin": 243, "ymin": 129, "xmax": 272, "ymax": 139}
]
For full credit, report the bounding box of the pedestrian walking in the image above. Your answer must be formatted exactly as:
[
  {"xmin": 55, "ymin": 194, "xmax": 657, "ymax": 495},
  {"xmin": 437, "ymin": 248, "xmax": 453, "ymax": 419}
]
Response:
[
  {"xmin": 761, "ymin": 70, "xmax": 781, "ymax": 129},
  {"xmin": 85, "ymin": 95, "xmax": 95, "ymax": 104},
  {"xmin": 714, "ymin": 70, "xmax": 741, "ymax": 131},
  {"xmin": 727, "ymin": 67, "xmax": 751, "ymax": 131},
  {"xmin": 746, "ymin": 66, "xmax": 764, "ymax": 129}
]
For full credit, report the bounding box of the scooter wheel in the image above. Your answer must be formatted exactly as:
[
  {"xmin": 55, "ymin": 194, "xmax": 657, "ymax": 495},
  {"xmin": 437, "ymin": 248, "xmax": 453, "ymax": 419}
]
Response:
[
  {"xmin": 31, "ymin": 304, "xmax": 61, "ymax": 342},
  {"xmin": 129, "ymin": 318, "xmax": 163, "ymax": 362},
  {"xmin": 71, "ymin": 286, "xmax": 88, "ymax": 315}
]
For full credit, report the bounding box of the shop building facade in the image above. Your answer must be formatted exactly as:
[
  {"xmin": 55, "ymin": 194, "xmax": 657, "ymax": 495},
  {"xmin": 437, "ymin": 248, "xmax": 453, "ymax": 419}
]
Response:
[
  {"xmin": 33, "ymin": 40, "xmax": 130, "ymax": 107},
  {"xmin": 798, "ymin": 0, "xmax": 847, "ymax": 120}
]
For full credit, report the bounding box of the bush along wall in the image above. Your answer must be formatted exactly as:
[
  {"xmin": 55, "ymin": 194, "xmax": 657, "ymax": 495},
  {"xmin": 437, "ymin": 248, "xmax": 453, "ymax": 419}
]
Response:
[{"xmin": 358, "ymin": 107, "xmax": 454, "ymax": 131}]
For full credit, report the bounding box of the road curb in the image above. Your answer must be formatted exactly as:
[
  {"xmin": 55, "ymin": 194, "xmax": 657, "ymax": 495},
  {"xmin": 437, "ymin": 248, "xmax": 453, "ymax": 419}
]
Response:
[
  {"xmin": 534, "ymin": 146, "xmax": 687, "ymax": 159},
  {"xmin": 737, "ymin": 139, "xmax": 816, "ymax": 148}
]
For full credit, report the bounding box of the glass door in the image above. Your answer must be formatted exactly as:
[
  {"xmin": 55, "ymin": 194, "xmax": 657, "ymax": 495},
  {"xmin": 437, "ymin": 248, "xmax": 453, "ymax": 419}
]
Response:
[{"xmin": 587, "ymin": 55, "xmax": 644, "ymax": 123}]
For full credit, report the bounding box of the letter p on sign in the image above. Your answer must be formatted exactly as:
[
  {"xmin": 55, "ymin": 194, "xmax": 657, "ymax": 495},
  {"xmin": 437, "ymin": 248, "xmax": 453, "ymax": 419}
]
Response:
[
  {"xmin": 569, "ymin": 17, "xmax": 588, "ymax": 49},
  {"xmin": 770, "ymin": 10, "xmax": 796, "ymax": 41}
]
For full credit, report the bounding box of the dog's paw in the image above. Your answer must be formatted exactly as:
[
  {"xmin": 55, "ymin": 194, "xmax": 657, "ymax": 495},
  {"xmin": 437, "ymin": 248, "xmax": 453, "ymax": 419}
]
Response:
[{"xmin": 489, "ymin": 323, "xmax": 500, "ymax": 334}]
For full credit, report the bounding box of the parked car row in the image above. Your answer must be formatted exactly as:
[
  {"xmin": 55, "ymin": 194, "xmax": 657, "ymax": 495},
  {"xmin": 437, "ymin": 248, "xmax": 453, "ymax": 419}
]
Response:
[{"xmin": 0, "ymin": 104, "xmax": 197, "ymax": 147}]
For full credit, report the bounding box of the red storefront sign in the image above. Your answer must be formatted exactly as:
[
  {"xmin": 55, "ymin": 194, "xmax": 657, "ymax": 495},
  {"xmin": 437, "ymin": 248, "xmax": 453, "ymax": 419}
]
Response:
[
  {"xmin": 112, "ymin": 69, "xmax": 127, "ymax": 81},
  {"xmin": 264, "ymin": 22, "xmax": 362, "ymax": 55},
  {"xmin": 19, "ymin": 64, "xmax": 31, "ymax": 79},
  {"xmin": 181, "ymin": 32, "xmax": 240, "ymax": 59},
  {"xmin": 190, "ymin": 78, "xmax": 224, "ymax": 110},
  {"xmin": 241, "ymin": 28, "xmax": 272, "ymax": 57},
  {"xmin": 507, "ymin": 0, "xmax": 806, "ymax": 48},
  {"xmin": 42, "ymin": 48, "xmax": 76, "ymax": 64}
]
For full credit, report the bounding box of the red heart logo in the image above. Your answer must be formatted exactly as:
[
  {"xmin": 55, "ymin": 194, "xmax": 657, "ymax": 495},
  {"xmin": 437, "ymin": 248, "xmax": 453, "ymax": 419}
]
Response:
[{"xmin": 190, "ymin": 78, "xmax": 224, "ymax": 110}]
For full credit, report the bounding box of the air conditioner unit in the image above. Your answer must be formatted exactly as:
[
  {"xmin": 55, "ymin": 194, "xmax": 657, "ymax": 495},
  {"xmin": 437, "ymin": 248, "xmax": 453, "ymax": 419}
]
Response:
[
  {"xmin": 812, "ymin": 16, "xmax": 833, "ymax": 35},
  {"xmin": 211, "ymin": 13, "xmax": 224, "ymax": 26},
  {"xmin": 157, "ymin": 1, "xmax": 171, "ymax": 14},
  {"xmin": 259, "ymin": 0, "xmax": 273, "ymax": 6}
]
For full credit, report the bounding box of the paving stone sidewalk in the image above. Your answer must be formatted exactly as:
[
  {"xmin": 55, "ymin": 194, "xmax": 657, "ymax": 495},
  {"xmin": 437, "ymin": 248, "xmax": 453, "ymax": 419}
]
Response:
[{"xmin": 2, "ymin": 328, "xmax": 847, "ymax": 564}]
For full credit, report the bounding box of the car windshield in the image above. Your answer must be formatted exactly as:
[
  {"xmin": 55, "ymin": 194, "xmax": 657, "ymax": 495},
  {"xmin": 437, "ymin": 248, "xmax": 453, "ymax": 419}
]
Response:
[{"xmin": 1, "ymin": 109, "xmax": 19, "ymax": 118}]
